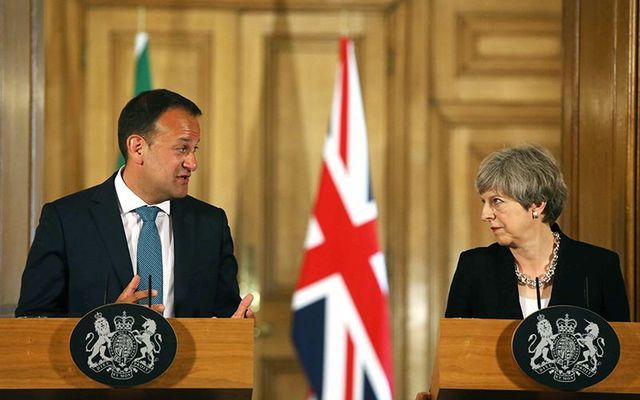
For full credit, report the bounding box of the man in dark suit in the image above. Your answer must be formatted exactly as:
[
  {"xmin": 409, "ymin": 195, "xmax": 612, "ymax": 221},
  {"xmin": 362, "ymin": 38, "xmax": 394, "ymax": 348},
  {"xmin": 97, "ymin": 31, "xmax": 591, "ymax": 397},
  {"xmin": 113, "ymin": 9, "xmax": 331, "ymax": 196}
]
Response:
[{"xmin": 16, "ymin": 89, "xmax": 253, "ymax": 318}]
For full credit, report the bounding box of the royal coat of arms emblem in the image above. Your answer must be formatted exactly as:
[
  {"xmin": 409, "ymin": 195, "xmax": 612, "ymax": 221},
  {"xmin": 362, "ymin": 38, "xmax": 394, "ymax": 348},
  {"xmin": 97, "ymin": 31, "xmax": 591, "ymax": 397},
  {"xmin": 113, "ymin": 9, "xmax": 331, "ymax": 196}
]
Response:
[
  {"xmin": 513, "ymin": 305, "xmax": 620, "ymax": 391},
  {"xmin": 528, "ymin": 313, "xmax": 605, "ymax": 382},
  {"xmin": 70, "ymin": 303, "xmax": 177, "ymax": 387},
  {"xmin": 86, "ymin": 311, "xmax": 162, "ymax": 379}
]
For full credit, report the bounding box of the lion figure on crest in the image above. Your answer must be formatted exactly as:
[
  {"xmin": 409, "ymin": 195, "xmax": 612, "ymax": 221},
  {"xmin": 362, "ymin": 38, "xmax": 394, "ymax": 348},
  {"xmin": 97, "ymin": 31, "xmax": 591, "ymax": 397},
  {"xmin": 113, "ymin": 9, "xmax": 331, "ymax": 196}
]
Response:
[
  {"xmin": 86, "ymin": 313, "xmax": 114, "ymax": 368},
  {"xmin": 528, "ymin": 315, "xmax": 556, "ymax": 369}
]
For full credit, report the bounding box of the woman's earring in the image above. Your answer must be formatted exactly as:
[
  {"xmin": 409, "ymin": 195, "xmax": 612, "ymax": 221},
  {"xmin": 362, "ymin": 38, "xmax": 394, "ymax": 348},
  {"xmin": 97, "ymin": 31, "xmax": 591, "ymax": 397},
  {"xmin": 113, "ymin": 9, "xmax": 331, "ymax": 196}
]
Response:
[{"xmin": 532, "ymin": 211, "xmax": 539, "ymax": 219}]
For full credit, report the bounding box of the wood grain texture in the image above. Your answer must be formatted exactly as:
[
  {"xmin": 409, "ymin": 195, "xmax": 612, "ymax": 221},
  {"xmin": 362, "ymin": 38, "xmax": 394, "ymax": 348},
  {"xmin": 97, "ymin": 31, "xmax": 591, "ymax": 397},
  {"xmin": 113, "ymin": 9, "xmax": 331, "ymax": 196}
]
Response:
[
  {"xmin": 83, "ymin": 0, "xmax": 398, "ymax": 10},
  {"xmin": 44, "ymin": 0, "xmax": 84, "ymax": 202},
  {"xmin": 432, "ymin": 318, "xmax": 640, "ymax": 397},
  {"xmin": 0, "ymin": 0, "xmax": 44, "ymax": 317},
  {"xmin": 0, "ymin": 318, "xmax": 253, "ymax": 391},
  {"xmin": 561, "ymin": 0, "xmax": 638, "ymax": 320}
]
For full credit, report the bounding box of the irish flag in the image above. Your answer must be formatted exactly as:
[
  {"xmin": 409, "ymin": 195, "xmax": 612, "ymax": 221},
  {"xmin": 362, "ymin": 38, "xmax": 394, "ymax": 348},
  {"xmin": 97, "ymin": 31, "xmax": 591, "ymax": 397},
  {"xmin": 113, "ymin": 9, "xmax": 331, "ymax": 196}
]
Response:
[
  {"xmin": 118, "ymin": 31, "xmax": 153, "ymax": 167},
  {"xmin": 133, "ymin": 32, "xmax": 153, "ymax": 95}
]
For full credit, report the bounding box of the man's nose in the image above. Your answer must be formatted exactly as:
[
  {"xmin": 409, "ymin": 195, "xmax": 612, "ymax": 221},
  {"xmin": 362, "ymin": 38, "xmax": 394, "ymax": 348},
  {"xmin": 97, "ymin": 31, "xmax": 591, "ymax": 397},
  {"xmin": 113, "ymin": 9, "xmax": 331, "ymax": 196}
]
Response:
[{"xmin": 184, "ymin": 152, "xmax": 197, "ymax": 172}]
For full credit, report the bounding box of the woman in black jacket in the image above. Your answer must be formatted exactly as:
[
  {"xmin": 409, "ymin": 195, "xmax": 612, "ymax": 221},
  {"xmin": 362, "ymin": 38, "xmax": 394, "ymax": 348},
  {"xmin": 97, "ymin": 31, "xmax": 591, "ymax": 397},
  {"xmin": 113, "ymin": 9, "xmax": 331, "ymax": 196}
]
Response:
[{"xmin": 445, "ymin": 145, "xmax": 629, "ymax": 321}]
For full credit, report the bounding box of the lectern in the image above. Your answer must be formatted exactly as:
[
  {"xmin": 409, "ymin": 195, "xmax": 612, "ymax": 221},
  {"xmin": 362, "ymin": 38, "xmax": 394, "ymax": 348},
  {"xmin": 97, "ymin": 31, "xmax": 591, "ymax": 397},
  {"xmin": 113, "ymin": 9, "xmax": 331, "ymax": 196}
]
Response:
[
  {"xmin": 431, "ymin": 318, "xmax": 640, "ymax": 399},
  {"xmin": 0, "ymin": 318, "xmax": 253, "ymax": 399}
]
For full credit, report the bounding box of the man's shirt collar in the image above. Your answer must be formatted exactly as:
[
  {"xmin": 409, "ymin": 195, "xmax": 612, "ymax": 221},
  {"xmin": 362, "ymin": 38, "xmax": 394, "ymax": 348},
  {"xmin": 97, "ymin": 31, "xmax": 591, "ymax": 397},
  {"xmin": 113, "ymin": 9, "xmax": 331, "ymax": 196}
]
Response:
[{"xmin": 114, "ymin": 166, "xmax": 171, "ymax": 215}]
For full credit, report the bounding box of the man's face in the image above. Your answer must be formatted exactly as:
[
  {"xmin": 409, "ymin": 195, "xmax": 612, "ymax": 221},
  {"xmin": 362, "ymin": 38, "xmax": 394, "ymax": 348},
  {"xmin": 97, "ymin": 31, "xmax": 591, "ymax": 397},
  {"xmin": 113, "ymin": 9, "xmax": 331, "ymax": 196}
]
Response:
[{"xmin": 139, "ymin": 107, "xmax": 201, "ymax": 203}]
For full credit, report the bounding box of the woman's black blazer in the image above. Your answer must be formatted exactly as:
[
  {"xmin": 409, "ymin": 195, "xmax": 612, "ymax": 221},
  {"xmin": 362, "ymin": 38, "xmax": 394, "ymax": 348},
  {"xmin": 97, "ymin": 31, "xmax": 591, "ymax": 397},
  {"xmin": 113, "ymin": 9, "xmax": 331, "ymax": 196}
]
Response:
[{"xmin": 445, "ymin": 225, "xmax": 630, "ymax": 322}]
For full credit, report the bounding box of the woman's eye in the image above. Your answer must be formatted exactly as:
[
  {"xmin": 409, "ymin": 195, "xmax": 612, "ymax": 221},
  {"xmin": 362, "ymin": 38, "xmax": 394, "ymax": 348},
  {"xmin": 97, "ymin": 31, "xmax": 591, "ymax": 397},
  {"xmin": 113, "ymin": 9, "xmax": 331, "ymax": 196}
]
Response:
[{"xmin": 491, "ymin": 198, "xmax": 503, "ymax": 205}]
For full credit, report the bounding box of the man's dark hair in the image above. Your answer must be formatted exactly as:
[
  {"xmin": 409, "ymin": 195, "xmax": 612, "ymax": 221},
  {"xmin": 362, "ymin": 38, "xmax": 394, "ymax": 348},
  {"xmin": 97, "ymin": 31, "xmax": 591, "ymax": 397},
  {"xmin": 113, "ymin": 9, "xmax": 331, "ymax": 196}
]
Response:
[{"xmin": 117, "ymin": 89, "xmax": 202, "ymax": 160}]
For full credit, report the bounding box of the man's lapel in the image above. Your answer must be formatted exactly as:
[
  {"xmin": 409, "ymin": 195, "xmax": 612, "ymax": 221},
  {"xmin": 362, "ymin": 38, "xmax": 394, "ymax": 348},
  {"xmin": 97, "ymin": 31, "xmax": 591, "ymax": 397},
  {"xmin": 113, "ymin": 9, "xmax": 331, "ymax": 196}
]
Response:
[
  {"xmin": 171, "ymin": 199, "xmax": 194, "ymax": 315},
  {"xmin": 90, "ymin": 174, "xmax": 134, "ymax": 293}
]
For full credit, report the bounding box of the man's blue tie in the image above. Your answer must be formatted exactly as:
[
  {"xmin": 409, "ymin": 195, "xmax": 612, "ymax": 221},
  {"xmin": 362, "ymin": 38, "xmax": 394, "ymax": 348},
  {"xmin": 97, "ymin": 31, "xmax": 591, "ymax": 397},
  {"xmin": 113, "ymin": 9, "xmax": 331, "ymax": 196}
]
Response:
[{"xmin": 135, "ymin": 206, "xmax": 163, "ymax": 304}]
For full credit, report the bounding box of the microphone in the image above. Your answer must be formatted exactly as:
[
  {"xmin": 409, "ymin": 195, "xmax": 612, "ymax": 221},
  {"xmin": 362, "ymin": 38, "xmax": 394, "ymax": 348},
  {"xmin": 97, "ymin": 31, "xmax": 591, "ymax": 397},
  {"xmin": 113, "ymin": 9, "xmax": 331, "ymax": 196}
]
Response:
[
  {"xmin": 148, "ymin": 274, "xmax": 152, "ymax": 308},
  {"xmin": 103, "ymin": 274, "xmax": 109, "ymax": 305},
  {"xmin": 535, "ymin": 277, "xmax": 542, "ymax": 310},
  {"xmin": 584, "ymin": 276, "xmax": 590, "ymax": 309}
]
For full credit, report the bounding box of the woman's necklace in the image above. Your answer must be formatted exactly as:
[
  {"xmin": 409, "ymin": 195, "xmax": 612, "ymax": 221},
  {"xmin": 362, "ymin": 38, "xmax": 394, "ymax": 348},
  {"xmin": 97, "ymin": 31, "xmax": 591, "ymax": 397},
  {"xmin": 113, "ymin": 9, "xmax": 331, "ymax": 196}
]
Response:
[{"xmin": 514, "ymin": 232, "xmax": 560, "ymax": 289}]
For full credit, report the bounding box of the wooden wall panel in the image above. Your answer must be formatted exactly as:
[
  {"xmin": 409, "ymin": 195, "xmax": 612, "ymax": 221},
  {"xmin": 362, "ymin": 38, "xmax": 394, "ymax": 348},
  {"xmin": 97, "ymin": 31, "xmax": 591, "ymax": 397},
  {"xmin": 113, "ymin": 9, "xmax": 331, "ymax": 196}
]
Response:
[
  {"xmin": 44, "ymin": 0, "xmax": 84, "ymax": 202},
  {"xmin": 261, "ymin": 359, "xmax": 308, "ymax": 399},
  {"xmin": 457, "ymin": 14, "xmax": 561, "ymax": 76},
  {"xmin": 264, "ymin": 37, "xmax": 336, "ymax": 295},
  {"xmin": 385, "ymin": 2, "xmax": 414, "ymax": 398},
  {"xmin": 562, "ymin": 0, "xmax": 638, "ymax": 319},
  {"xmin": 433, "ymin": 0, "xmax": 561, "ymax": 102},
  {"xmin": 0, "ymin": 0, "xmax": 44, "ymax": 316}
]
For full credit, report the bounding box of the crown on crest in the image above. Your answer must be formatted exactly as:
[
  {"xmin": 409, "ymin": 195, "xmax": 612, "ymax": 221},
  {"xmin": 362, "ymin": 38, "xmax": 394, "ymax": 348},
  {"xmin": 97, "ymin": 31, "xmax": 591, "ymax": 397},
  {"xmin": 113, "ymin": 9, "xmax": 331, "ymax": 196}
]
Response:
[
  {"xmin": 556, "ymin": 314, "xmax": 577, "ymax": 334},
  {"xmin": 114, "ymin": 311, "xmax": 135, "ymax": 331},
  {"xmin": 93, "ymin": 312, "xmax": 107, "ymax": 324},
  {"xmin": 536, "ymin": 313, "xmax": 548, "ymax": 326}
]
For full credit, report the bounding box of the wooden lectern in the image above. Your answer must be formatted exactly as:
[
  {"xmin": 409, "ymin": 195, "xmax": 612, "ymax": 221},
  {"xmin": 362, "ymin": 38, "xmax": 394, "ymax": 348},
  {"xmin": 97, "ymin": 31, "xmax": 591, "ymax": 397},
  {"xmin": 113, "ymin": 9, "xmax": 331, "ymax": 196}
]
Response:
[
  {"xmin": 0, "ymin": 318, "xmax": 253, "ymax": 399},
  {"xmin": 431, "ymin": 318, "xmax": 640, "ymax": 399}
]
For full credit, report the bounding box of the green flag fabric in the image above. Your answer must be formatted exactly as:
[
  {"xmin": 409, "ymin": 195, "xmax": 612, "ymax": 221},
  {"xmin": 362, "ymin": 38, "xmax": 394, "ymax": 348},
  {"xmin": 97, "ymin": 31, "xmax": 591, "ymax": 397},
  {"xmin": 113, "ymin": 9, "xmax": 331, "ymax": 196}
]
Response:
[
  {"xmin": 118, "ymin": 32, "xmax": 153, "ymax": 167},
  {"xmin": 134, "ymin": 32, "xmax": 153, "ymax": 95}
]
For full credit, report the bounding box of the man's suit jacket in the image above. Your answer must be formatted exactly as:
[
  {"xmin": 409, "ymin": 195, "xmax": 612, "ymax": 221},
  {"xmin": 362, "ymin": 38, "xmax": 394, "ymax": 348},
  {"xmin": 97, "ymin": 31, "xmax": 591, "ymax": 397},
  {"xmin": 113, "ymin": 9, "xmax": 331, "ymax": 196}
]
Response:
[
  {"xmin": 15, "ymin": 173, "xmax": 241, "ymax": 317},
  {"xmin": 445, "ymin": 225, "xmax": 630, "ymax": 322}
]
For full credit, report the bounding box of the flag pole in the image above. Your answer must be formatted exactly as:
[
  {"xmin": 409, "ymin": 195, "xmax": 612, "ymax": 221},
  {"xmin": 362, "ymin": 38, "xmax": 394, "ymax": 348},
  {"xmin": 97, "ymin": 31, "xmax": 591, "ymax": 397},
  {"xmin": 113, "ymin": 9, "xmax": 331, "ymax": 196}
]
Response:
[
  {"xmin": 340, "ymin": 8, "xmax": 349, "ymax": 38},
  {"xmin": 137, "ymin": 6, "xmax": 146, "ymax": 33}
]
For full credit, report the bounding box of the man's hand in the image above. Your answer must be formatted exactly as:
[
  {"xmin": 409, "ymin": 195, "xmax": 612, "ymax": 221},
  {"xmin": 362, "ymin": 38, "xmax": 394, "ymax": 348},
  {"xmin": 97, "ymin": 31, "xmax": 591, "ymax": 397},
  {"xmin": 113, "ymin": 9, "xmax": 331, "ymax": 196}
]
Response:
[
  {"xmin": 231, "ymin": 293, "xmax": 255, "ymax": 319},
  {"xmin": 116, "ymin": 275, "xmax": 165, "ymax": 313},
  {"xmin": 415, "ymin": 392, "xmax": 431, "ymax": 400}
]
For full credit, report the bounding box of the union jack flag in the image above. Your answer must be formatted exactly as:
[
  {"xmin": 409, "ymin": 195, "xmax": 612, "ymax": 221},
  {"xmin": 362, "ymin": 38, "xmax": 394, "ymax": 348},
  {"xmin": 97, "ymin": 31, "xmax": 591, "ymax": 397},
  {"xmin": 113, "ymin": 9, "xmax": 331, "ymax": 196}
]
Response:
[{"xmin": 292, "ymin": 37, "xmax": 394, "ymax": 400}]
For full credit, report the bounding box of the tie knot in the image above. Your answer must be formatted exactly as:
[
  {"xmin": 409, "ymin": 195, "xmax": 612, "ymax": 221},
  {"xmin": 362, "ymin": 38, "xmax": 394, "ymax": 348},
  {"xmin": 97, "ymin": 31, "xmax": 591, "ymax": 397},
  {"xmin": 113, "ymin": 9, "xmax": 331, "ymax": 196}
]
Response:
[{"xmin": 135, "ymin": 206, "xmax": 160, "ymax": 222}]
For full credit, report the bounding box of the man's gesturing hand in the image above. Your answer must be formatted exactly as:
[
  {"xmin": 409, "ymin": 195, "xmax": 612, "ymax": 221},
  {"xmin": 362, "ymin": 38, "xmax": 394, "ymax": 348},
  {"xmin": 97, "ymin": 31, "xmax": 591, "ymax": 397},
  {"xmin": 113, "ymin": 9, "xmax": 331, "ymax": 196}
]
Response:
[
  {"xmin": 231, "ymin": 293, "xmax": 255, "ymax": 319},
  {"xmin": 116, "ymin": 275, "xmax": 165, "ymax": 313}
]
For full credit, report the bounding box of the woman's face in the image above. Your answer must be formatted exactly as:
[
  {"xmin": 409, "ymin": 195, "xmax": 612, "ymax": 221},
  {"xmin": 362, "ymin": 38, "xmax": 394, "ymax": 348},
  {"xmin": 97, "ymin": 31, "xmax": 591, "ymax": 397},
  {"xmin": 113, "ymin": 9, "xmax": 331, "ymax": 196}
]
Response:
[{"xmin": 479, "ymin": 190, "xmax": 536, "ymax": 247}]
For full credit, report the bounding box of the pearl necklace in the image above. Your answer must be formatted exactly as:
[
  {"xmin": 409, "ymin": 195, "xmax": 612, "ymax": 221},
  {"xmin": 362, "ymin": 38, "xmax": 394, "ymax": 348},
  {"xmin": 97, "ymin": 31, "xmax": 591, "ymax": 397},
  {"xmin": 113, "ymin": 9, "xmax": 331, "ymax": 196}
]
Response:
[{"xmin": 514, "ymin": 232, "xmax": 560, "ymax": 289}]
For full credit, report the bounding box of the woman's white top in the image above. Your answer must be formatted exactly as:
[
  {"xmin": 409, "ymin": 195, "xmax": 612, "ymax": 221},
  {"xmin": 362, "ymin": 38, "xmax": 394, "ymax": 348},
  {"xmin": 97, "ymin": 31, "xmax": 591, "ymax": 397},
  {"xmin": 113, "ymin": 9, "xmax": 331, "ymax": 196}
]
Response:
[{"xmin": 519, "ymin": 295, "xmax": 550, "ymax": 318}]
